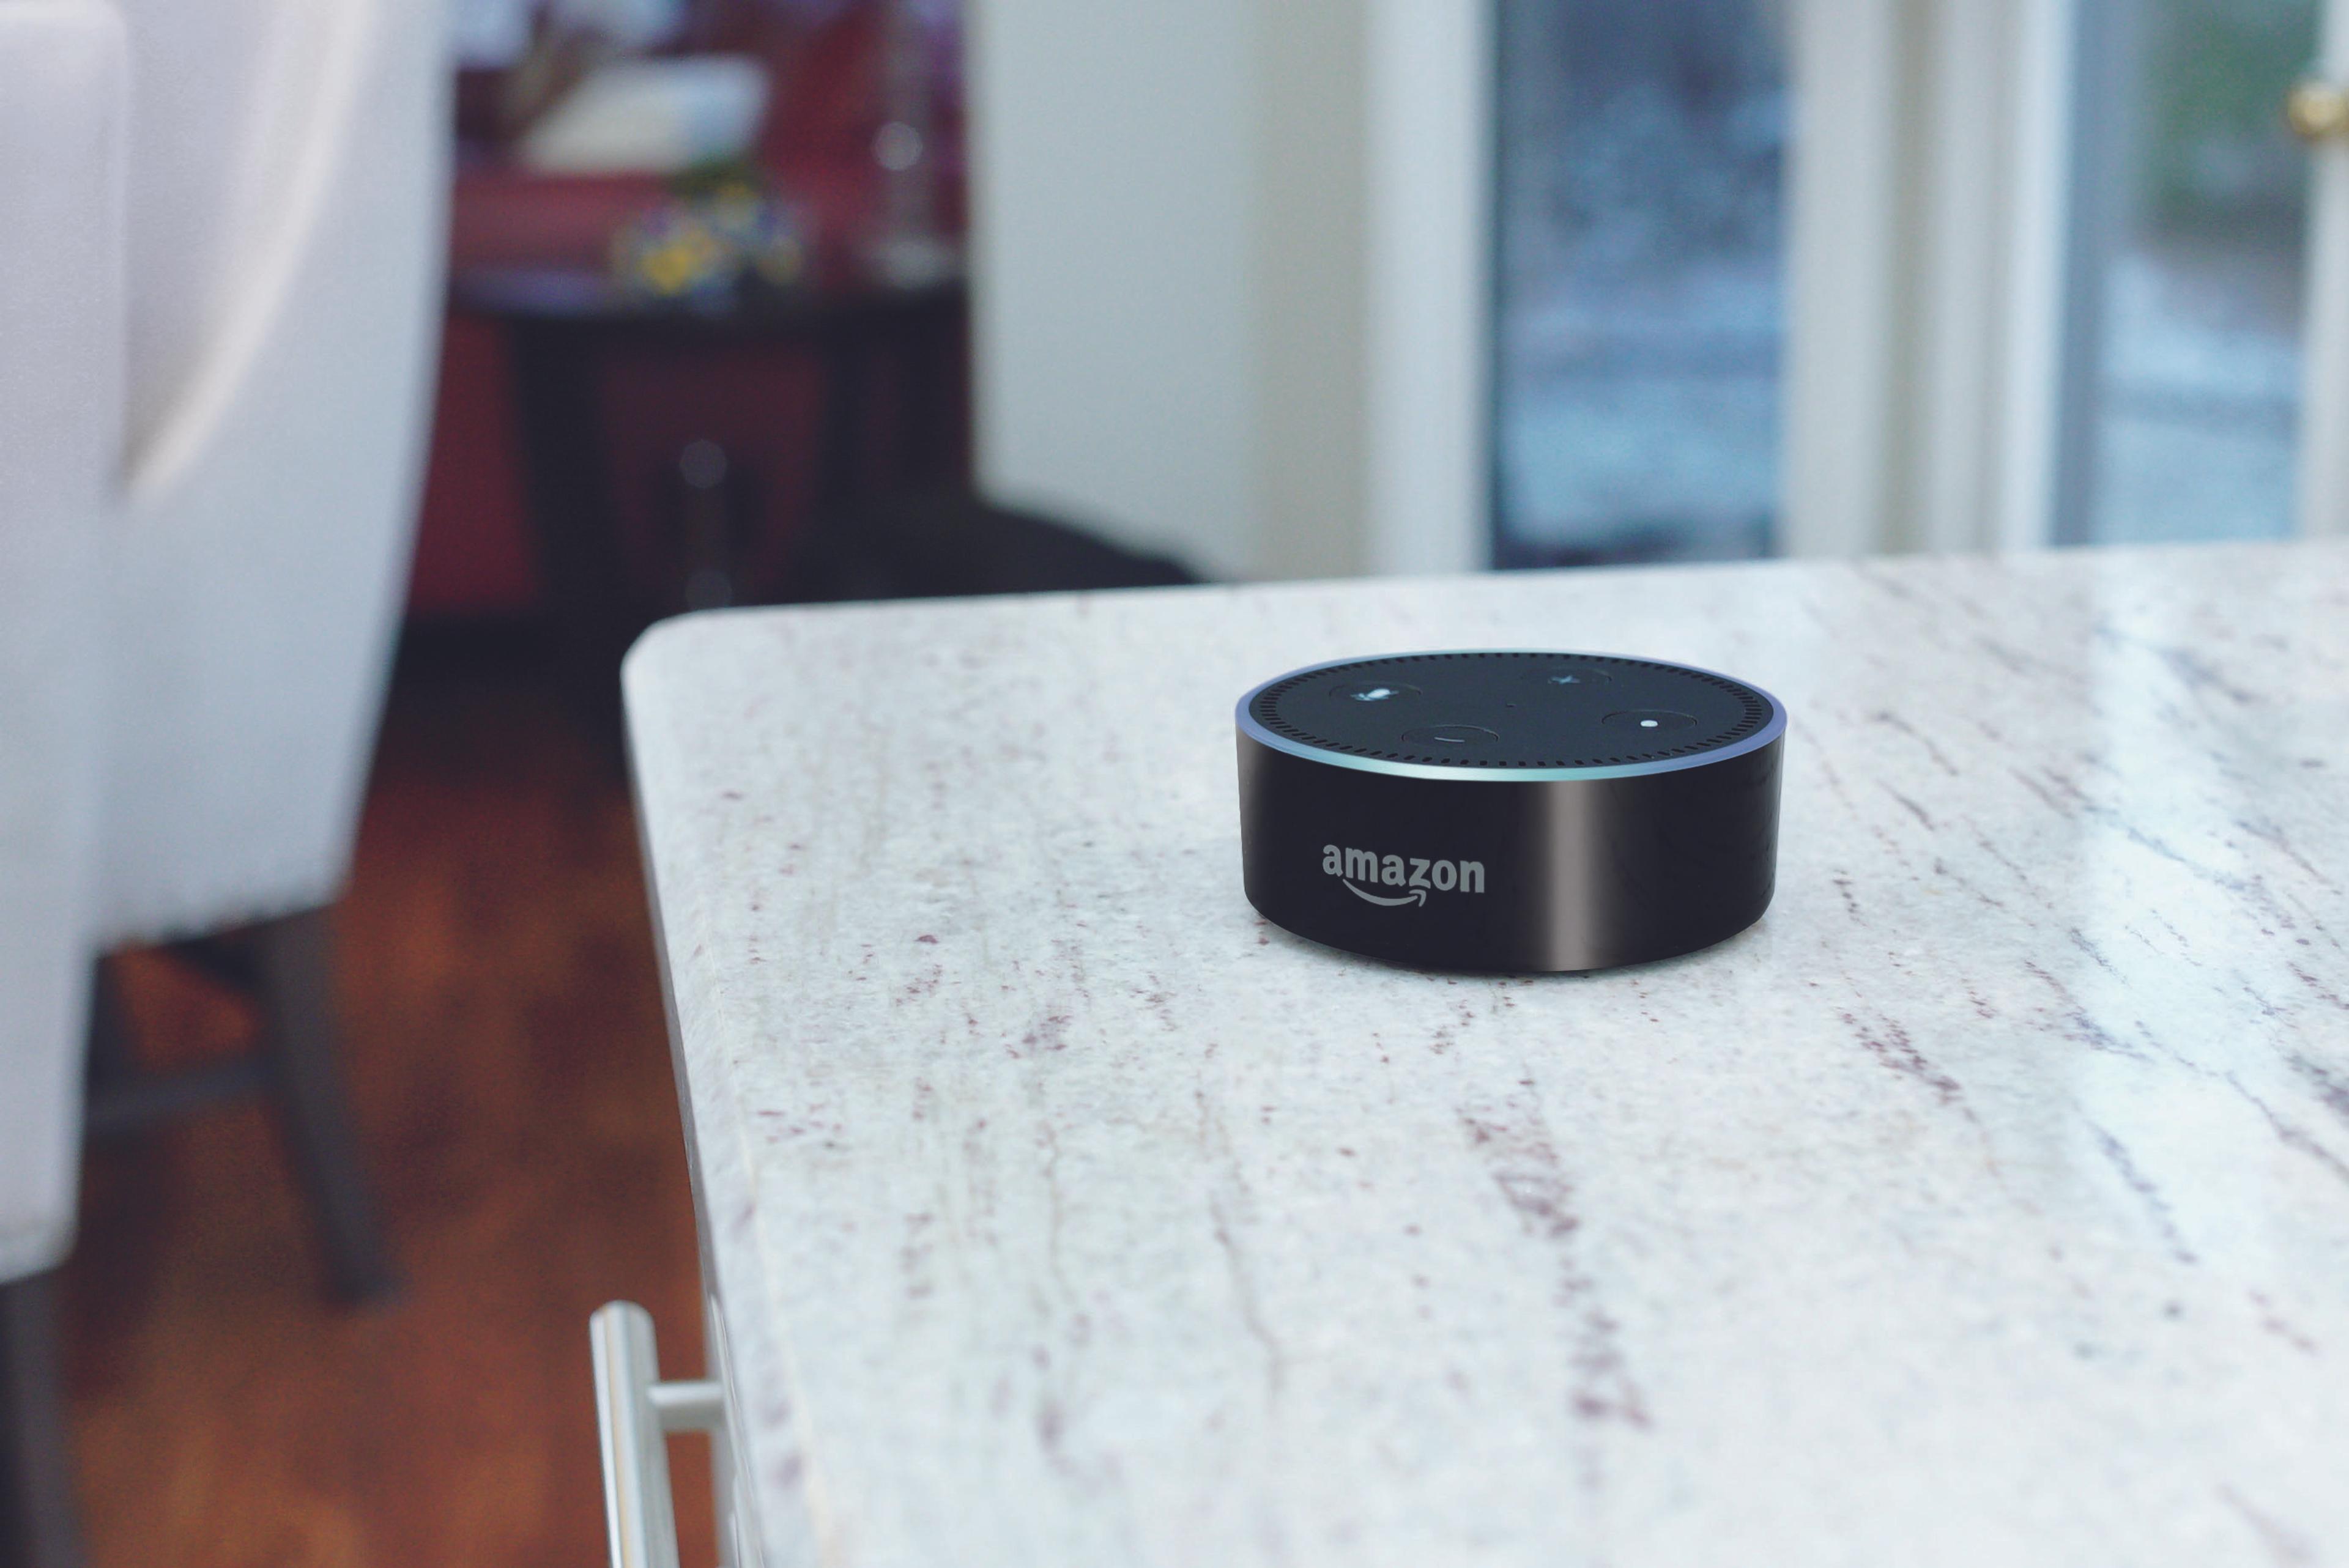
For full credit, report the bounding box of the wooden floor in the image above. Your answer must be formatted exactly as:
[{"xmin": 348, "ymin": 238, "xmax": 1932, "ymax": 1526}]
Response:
[{"xmin": 64, "ymin": 649, "xmax": 716, "ymax": 1566}]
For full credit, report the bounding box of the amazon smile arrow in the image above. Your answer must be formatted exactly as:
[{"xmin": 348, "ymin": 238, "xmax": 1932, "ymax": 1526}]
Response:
[{"xmin": 1342, "ymin": 880, "xmax": 1427, "ymax": 908}]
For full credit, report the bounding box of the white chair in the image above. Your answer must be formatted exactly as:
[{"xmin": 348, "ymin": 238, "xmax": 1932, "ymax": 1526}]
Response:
[
  {"xmin": 0, "ymin": 9, "xmax": 123, "ymax": 1561},
  {"xmin": 0, "ymin": 1, "xmax": 449, "ymax": 1560}
]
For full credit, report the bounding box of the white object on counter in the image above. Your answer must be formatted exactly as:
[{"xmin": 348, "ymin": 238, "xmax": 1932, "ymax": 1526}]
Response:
[
  {"xmin": 624, "ymin": 541, "xmax": 2349, "ymax": 1568},
  {"xmin": 521, "ymin": 56, "xmax": 768, "ymax": 176}
]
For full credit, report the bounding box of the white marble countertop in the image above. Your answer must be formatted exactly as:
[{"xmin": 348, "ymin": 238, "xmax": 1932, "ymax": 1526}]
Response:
[{"xmin": 623, "ymin": 541, "xmax": 2349, "ymax": 1568}]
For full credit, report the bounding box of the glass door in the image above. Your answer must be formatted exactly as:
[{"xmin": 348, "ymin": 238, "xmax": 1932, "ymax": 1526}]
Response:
[{"xmin": 2055, "ymin": 0, "xmax": 2320, "ymax": 543}]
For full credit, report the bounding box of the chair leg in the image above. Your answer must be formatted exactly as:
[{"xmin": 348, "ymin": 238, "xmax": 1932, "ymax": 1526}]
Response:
[
  {"xmin": 248, "ymin": 909, "xmax": 399, "ymax": 1303},
  {"xmin": 0, "ymin": 1273, "xmax": 83, "ymax": 1568},
  {"xmin": 80, "ymin": 960, "xmax": 135, "ymax": 1096}
]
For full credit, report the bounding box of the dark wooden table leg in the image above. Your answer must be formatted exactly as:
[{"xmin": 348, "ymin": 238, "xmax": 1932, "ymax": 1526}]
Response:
[
  {"xmin": 504, "ymin": 318, "xmax": 636, "ymax": 738},
  {"xmin": 815, "ymin": 320, "xmax": 874, "ymax": 531},
  {"xmin": 899, "ymin": 294, "xmax": 968, "ymax": 489},
  {"xmin": 0, "ymin": 1273, "xmax": 82, "ymax": 1568}
]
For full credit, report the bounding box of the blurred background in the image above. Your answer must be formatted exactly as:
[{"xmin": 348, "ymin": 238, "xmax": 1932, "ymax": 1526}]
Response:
[
  {"xmin": 24, "ymin": 0, "xmax": 2343, "ymax": 1561},
  {"xmin": 417, "ymin": 0, "xmax": 2343, "ymax": 629}
]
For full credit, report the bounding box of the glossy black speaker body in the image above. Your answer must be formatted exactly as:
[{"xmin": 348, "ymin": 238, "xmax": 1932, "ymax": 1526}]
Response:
[{"xmin": 1236, "ymin": 652, "xmax": 1786, "ymax": 973}]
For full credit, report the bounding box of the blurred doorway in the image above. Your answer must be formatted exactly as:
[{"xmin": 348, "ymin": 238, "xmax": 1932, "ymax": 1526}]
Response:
[{"xmin": 2055, "ymin": 0, "xmax": 2321, "ymax": 543}]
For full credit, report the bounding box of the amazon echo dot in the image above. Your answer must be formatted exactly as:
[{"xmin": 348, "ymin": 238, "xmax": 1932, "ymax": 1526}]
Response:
[{"xmin": 1235, "ymin": 651, "xmax": 1785, "ymax": 972}]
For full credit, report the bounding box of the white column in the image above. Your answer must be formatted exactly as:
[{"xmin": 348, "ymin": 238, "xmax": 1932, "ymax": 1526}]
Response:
[
  {"xmin": 1361, "ymin": 0, "xmax": 1490, "ymax": 578},
  {"xmin": 1781, "ymin": 0, "xmax": 2073, "ymax": 557},
  {"xmin": 1779, "ymin": 0, "xmax": 1909, "ymax": 558}
]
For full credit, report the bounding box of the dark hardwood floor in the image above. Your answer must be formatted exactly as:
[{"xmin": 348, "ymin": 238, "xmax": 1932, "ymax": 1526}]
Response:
[{"xmin": 64, "ymin": 643, "xmax": 716, "ymax": 1566}]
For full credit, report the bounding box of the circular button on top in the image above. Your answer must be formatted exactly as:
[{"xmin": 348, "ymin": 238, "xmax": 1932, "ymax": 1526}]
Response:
[
  {"xmin": 1522, "ymin": 665, "xmax": 1614, "ymax": 690},
  {"xmin": 1332, "ymin": 679, "xmax": 1420, "ymax": 704},
  {"xmin": 1603, "ymin": 709, "xmax": 1697, "ymax": 734},
  {"xmin": 1401, "ymin": 723, "xmax": 1501, "ymax": 748}
]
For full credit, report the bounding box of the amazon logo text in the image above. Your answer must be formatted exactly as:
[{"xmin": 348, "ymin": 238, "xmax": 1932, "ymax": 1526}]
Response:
[{"xmin": 1321, "ymin": 845, "xmax": 1484, "ymax": 907}]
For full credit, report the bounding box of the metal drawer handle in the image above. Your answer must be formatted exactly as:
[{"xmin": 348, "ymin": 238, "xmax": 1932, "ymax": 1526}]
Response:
[{"xmin": 592, "ymin": 1301, "xmax": 725, "ymax": 1568}]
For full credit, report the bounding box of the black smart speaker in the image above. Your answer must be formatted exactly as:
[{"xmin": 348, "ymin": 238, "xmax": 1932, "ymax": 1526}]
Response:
[{"xmin": 1236, "ymin": 651, "xmax": 1786, "ymax": 973}]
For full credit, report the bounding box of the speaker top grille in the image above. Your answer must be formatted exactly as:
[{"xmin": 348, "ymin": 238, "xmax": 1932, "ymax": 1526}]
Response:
[{"xmin": 1247, "ymin": 652, "xmax": 1771, "ymax": 770}]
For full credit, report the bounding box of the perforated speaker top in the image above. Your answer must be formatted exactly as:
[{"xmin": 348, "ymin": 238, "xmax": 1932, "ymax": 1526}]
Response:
[{"xmin": 1246, "ymin": 651, "xmax": 1772, "ymax": 770}]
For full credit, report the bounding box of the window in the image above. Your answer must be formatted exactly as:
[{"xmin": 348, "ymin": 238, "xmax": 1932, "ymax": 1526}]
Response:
[{"xmin": 1490, "ymin": 0, "xmax": 1788, "ymax": 567}]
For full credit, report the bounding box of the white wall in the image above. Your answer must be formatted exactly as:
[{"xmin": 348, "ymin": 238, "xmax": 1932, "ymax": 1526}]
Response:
[{"xmin": 967, "ymin": 0, "xmax": 1488, "ymax": 582}]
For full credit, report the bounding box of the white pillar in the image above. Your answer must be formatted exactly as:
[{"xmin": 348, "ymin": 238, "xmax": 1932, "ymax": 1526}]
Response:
[{"xmin": 1781, "ymin": 0, "xmax": 2073, "ymax": 557}]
